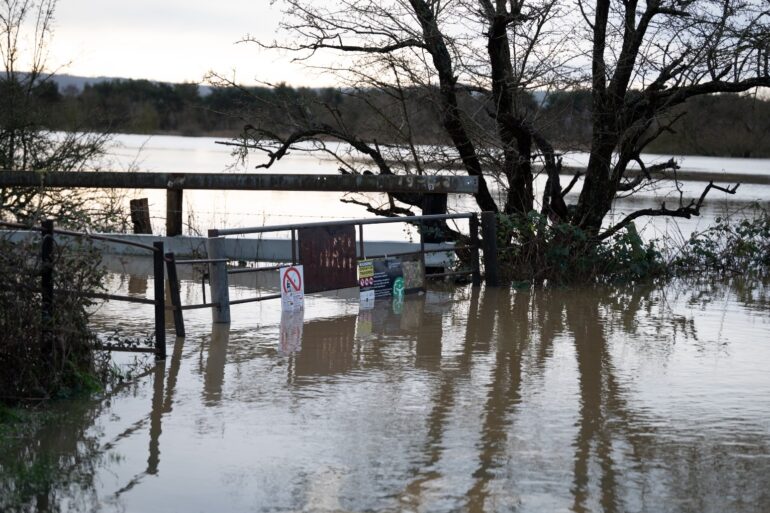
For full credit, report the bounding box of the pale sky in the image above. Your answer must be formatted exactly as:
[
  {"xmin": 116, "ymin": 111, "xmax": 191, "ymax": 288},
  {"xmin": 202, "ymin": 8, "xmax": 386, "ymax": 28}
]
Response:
[{"xmin": 47, "ymin": 0, "xmax": 330, "ymax": 86}]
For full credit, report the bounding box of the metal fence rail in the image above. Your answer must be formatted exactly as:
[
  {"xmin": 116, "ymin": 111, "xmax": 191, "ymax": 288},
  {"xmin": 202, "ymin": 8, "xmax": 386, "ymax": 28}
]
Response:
[
  {"xmin": 203, "ymin": 212, "xmax": 488, "ymax": 321},
  {"xmin": 0, "ymin": 220, "xmax": 168, "ymax": 359}
]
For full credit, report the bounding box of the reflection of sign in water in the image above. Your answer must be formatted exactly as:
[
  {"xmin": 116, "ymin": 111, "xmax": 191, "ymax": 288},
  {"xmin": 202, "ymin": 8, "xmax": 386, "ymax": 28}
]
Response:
[
  {"xmin": 280, "ymin": 265, "xmax": 305, "ymax": 311},
  {"xmin": 356, "ymin": 309, "xmax": 373, "ymax": 338},
  {"xmin": 295, "ymin": 316, "xmax": 357, "ymax": 376},
  {"xmin": 279, "ymin": 309, "xmax": 304, "ymax": 354},
  {"xmin": 299, "ymin": 225, "xmax": 357, "ymax": 293},
  {"xmin": 391, "ymin": 294, "xmax": 404, "ymax": 314}
]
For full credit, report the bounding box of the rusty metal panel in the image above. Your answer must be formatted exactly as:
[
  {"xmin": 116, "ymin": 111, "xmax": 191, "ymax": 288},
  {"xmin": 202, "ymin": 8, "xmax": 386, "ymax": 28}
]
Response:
[{"xmin": 298, "ymin": 225, "xmax": 357, "ymax": 293}]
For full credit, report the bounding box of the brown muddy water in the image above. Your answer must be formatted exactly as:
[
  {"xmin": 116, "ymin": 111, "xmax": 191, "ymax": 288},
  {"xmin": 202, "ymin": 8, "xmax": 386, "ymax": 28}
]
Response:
[{"xmin": 2, "ymin": 265, "xmax": 770, "ymax": 513}]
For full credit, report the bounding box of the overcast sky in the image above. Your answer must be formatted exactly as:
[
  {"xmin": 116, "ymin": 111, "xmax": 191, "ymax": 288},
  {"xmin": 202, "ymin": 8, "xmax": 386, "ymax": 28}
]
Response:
[{"xmin": 48, "ymin": 0, "xmax": 328, "ymax": 86}]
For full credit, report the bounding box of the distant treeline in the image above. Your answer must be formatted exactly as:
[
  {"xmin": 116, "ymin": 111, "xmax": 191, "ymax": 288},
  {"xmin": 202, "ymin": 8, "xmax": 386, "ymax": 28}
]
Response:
[{"xmin": 27, "ymin": 78, "xmax": 770, "ymax": 158}]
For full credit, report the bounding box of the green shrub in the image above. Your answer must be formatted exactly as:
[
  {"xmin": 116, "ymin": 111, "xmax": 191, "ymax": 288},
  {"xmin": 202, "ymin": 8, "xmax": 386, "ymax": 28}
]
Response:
[
  {"xmin": 673, "ymin": 210, "xmax": 770, "ymax": 276},
  {"xmin": 0, "ymin": 234, "xmax": 104, "ymax": 403},
  {"xmin": 495, "ymin": 211, "xmax": 665, "ymax": 285}
]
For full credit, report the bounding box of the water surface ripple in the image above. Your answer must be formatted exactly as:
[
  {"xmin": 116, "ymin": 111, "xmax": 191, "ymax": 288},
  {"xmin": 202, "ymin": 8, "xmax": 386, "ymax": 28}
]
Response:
[{"xmin": 2, "ymin": 277, "xmax": 769, "ymax": 512}]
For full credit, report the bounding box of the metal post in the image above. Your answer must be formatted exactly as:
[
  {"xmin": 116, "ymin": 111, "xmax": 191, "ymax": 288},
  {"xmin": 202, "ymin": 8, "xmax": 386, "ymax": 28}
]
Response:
[
  {"xmin": 419, "ymin": 221, "xmax": 426, "ymax": 259},
  {"xmin": 153, "ymin": 242, "xmax": 167, "ymax": 359},
  {"xmin": 469, "ymin": 214, "xmax": 481, "ymax": 287},
  {"xmin": 481, "ymin": 211, "xmax": 500, "ymax": 287},
  {"xmin": 358, "ymin": 224, "xmax": 365, "ymax": 259},
  {"xmin": 206, "ymin": 237, "xmax": 231, "ymax": 323},
  {"xmin": 290, "ymin": 229, "xmax": 296, "ymax": 265},
  {"xmin": 165, "ymin": 252, "xmax": 185, "ymax": 338},
  {"xmin": 41, "ymin": 219, "xmax": 54, "ymax": 361}
]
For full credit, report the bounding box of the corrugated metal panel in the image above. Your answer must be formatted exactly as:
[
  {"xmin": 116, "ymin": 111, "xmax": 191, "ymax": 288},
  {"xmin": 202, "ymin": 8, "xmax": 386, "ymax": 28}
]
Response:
[{"xmin": 298, "ymin": 225, "xmax": 357, "ymax": 293}]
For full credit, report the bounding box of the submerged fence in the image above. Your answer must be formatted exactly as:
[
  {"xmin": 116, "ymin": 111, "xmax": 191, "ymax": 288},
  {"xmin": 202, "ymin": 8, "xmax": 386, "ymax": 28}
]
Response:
[
  {"xmin": 203, "ymin": 211, "xmax": 500, "ymax": 323},
  {"xmin": 0, "ymin": 211, "xmax": 500, "ymax": 359},
  {"xmin": 0, "ymin": 220, "xmax": 171, "ymax": 359}
]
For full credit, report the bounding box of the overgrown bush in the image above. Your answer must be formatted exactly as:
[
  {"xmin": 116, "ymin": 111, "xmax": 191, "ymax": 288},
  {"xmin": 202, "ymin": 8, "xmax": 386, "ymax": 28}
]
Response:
[
  {"xmin": 0, "ymin": 234, "xmax": 104, "ymax": 403},
  {"xmin": 673, "ymin": 210, "xmax": 770, "ymax": 276},
  {"xmin": 496, "ymin": 211, "xmax": 666, "ymax": 285},
  {"xmin": 495, "ymin": 209, "xmax": 770, "ymax": 286}
]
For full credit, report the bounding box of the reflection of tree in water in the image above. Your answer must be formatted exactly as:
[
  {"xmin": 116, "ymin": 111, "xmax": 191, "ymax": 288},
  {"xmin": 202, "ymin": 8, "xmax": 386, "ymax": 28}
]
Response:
[
  {"xmin": 2, "ymin": 278, "xmax": 769, "ymax": 512},
  {"xmin": 0, "ymin": 397, "xmax": 104, "ymax": 513},
  {"xmin": 394, "ymin": 279, "xmax": 770, "ymax": 512},
  {"xmin": 0, "ymin": 338, "xmax": 183, "ymax": 513}
]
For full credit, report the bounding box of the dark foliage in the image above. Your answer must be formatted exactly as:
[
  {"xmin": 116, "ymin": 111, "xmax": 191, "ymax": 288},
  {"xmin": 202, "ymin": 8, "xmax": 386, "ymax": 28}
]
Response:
[{"xmin": 0, "ymin": 235, "xmax": 104, "ymax": 403}]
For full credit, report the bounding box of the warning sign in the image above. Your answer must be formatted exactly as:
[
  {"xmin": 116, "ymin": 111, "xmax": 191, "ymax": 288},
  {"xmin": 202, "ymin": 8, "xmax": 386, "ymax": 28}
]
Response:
[{"xmin": 280, "ymin": 265, "xmax": 305, "ymax": 312}]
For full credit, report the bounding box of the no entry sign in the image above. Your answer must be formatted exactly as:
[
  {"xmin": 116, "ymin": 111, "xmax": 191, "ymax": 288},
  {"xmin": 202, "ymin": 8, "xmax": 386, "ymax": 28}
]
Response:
[{"xmin": 280, "ymin": 265, "xmax": 305, "ymax": 311}]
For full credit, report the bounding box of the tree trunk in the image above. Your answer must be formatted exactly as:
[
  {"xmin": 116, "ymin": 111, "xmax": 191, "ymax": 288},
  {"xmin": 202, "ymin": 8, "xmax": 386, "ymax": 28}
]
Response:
[{"xmin": 575, "ymin": 138, "xmax": 616, "ymax": 234}]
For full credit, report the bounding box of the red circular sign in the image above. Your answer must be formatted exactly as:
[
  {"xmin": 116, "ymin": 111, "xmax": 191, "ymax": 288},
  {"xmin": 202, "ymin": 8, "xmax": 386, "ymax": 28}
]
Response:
[{"xmin": 283, "ymin": 267, "xmax": 303, "ymax": 292}]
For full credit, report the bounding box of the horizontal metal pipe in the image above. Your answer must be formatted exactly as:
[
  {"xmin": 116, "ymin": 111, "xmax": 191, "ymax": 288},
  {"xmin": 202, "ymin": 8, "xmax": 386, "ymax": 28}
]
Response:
[
  {"xmin": 0, "ymin": 221, "xmax": 158, "ymax": 252},
  {"xmin": 174, "ymin": 258, "xmax": 228, "ymax": 265},
  {"xmin": 80, "ymin": 292, "xmax": 156, "ymax": 304},
  {"xmin": 0, "ymin": 170, "xmax": 479, "ymax": 194},
  {"xmin": 229, "ymin": 294, "xmax": 281, "ymax": 305},
  {"xmin": 178, "ymin": 302, "xmax": 220, "ymax": 311},
  {"xmin": 92, "ymin": 345, "xmax": 157, "ymax": 353},
  {"xmin": 425, "ymin": 270, "xmax": 474, "ymax": 279},
  {"xmin": 227, "ymin": 264, "xmax": 284, "ymax": 274},
  {"xmin": 210, "ymin": 213, "xmax": 473, "ymax": 237}
]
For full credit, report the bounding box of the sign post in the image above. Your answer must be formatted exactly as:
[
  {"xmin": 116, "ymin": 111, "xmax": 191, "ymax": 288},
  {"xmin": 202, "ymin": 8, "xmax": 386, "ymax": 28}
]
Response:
[{"xmin": 280, "ymin": 265, "xmax": 305, "ymax": 312}]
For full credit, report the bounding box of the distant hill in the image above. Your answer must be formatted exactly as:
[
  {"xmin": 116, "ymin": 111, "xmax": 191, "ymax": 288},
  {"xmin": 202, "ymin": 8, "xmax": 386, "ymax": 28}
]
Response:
[{"xmin": 47, "ymin": 73, "xmax": 213, "ymax": 96}]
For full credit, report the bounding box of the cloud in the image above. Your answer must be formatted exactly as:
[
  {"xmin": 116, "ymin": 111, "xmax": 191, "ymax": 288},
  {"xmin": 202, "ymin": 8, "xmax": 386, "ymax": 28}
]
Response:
[{"xmin": 46, "ymin": 0, "xmax": 333, "ymax": 85}]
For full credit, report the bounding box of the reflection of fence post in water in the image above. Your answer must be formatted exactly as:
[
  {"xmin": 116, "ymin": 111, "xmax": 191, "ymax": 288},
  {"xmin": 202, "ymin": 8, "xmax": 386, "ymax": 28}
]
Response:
[
  {"xmin": 147, "ymin": 361, "xmax": 165, "ymax": 475},
  {"xmin": 470, "ymin": 214, "xmax": 481, "ymax": 286},
  {"xmin": 206, "ymin": 235, "xmax": 230, "ymax": 324},
  {"xmin": 40, "ymin": 219, "xmax": 55, "ymax": 363},
  {"xmin": 204, "ymin": 323, "xmax": 231, "ymax": 406},
  {"xmin": 481, "ymin": 212, "xmax": 500, "ymax": 287},
  {"xmin": 153, "ymin": 242, "xmax": 166, "ymax": 359}
]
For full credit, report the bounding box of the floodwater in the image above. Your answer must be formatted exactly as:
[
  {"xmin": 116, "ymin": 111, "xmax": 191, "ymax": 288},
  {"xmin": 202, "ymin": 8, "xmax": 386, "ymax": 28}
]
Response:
[
  {"xmin": 2, "ymin": 135, "xmax": 769, "ymax": 511},
  {"xmin": 104, "ymin": 134, "xmax": 770, "ymax": 242},
  {"xmin": 2, "ymin": 266, "xmax": 770, "ymax": 512}
]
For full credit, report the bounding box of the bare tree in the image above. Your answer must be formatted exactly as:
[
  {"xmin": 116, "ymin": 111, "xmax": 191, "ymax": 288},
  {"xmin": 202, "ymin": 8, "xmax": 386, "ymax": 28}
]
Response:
[
  {"xmin": 0, "ymin": 0, "xmax": 122, "ymax": 229},
  {"xmin": 225, "ymin": 0, "xmax": 769, "ymax": 248}
]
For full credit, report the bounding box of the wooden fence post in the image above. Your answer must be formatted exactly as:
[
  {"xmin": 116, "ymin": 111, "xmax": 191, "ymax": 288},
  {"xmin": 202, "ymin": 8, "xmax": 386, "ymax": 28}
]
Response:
[
  {"xmin": 153, "ymin": 242, "xmax": 167, "ymax": 359},
  {"xmin": 166, "ymin": 189, "xmax": 183, "ymax": 236},
  {"xmin": 129, "ymin": 198, "xmax": 152, "ymax": 234},
  {"xmin": 481, "ymin": 211, "xmax": 500, "ymax": 287},
  {"xmin": 206, "ymin": 237, "xmax": 230, "ymax": 323},
  {"xmin": 165, "ymin": 252, "xmax": 185, "ymax": 338},
  {"xmin": 41, "ymin": 219, "xmax": 54, "ymax": 361}
]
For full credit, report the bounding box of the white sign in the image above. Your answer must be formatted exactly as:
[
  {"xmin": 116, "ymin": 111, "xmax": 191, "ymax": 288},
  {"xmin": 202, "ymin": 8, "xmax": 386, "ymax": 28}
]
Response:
[{"xmin": 280, "ymin": 265, "xmax": 305, "ymax": 312}]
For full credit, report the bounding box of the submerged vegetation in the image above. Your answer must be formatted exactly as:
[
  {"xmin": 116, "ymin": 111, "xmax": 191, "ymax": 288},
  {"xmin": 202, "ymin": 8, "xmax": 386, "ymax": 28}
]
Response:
[
  {"xmin": 495, "ymin": 212, "xmax": 665, "ymax": 285},
  {"xmin": 0, "ymin": 236, "xmax": 105, "ymax": 403},
  {"xmin": 494, "ymin": 207, "xmax": 770, "ymax": 286}
]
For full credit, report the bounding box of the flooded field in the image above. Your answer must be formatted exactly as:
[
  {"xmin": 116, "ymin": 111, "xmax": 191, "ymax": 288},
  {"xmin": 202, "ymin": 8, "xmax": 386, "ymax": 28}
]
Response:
[
  {"xmin": 2, "ymin": 267, "xmax": 770, "ymax": 512},
  {"xmin": 104, "ymin": 134, "xmax": 770, "ymax": 243},
  {"xmin": 2, "ymin": 134, "xmax": 769, "ymax": 511}
]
